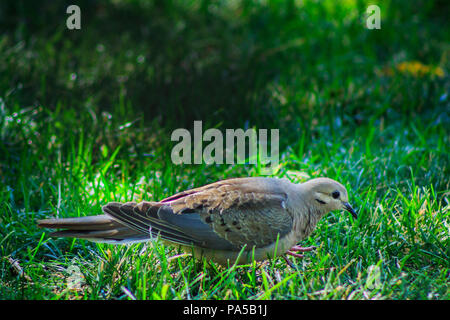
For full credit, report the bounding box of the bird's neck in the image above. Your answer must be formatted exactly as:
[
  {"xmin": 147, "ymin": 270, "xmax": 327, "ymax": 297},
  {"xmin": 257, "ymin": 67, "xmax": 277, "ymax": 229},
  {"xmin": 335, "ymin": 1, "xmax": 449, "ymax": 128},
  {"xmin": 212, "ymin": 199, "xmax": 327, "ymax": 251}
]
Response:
[
  {"xmin": 291, "ymin": 184, "xmax": 327, "ymax": 240},
  {"xmin": 292, "ymin": 202, "xmax": 323, "ymax": 240}
]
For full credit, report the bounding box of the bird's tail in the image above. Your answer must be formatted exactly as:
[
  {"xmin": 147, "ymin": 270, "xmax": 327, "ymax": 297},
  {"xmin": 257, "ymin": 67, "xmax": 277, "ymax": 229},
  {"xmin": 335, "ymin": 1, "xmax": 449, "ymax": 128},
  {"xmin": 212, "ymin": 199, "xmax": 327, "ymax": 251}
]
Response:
[
  {"xmin": 36, "ymin": 214, "xmax": 149, "ymax": 244},
  {"xmin": 37, "ymin": 201, "xmax": 232, "ymax": 249}
]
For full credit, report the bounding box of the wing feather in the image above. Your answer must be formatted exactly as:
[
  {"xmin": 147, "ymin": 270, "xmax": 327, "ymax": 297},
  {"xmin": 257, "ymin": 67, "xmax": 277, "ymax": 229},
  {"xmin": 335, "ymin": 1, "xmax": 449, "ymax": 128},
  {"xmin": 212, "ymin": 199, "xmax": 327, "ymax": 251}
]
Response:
[
  {"xmin": 102, "ymin": 178, "xmax": 293, "ymax": 250},
  {"xmin": 161, "ymin": 178, "xmax": 293, "ymax": 249}
]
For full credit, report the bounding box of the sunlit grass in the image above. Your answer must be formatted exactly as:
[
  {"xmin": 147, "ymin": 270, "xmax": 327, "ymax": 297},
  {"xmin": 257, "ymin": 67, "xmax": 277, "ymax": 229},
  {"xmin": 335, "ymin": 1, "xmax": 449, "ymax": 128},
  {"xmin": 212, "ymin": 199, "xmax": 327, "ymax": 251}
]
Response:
[{"xmin": 0, "ymin": 0, "xmax": 448, "ymax": 300}]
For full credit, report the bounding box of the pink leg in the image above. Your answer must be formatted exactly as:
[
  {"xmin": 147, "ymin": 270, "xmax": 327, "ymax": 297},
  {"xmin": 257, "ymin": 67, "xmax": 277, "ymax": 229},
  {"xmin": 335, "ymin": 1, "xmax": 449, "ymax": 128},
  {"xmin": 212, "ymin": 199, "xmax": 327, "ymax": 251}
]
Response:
[
  {"xmin": 282, "ymin": 255, "xmax": 295, "ymax": 268},
  {"xmin": 283, "ymin": 251, "xmax": 305, "ymax": 268},
  {"xmin": 289, "ymin": 245, "xmax": 316, "ymax": 252},
  {"xmin": 283, "ymin": 245, "xmax": 316, "ymax": 267},
  {"xmin": 286, "ymin": 251, "xmax": 304, "ymax": 258}
]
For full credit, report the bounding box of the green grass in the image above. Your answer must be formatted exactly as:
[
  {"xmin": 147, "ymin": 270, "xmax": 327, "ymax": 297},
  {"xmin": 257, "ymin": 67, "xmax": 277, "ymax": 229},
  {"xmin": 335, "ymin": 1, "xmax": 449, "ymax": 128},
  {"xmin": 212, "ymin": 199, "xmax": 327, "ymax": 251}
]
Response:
[{"xmin": 0, "ymin": 0, "xmax": 449, "ymax": 300}]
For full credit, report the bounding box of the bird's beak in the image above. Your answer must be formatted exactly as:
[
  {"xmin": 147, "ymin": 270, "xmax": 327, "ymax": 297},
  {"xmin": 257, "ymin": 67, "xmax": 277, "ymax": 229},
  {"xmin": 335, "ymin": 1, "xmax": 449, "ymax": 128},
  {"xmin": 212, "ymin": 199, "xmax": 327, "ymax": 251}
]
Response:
[{"xmin": 343, "ymin": 202, "xmax": 358, "ymax": 219}]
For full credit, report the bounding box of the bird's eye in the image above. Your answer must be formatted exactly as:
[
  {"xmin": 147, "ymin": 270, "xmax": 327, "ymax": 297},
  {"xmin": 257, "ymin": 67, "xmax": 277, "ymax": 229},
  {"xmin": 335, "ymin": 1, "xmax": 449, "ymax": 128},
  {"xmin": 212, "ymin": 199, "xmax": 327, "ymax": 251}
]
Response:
[{"xmin": 332, "ymin": 191, "xmax": 340, "ymax": 199}]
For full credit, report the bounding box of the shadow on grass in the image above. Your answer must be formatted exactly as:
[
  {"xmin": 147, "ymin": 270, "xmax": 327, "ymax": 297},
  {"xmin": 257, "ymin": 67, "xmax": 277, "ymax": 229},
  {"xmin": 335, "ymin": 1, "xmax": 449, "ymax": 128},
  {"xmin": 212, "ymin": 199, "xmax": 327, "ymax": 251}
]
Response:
[{"xmin": 0, "ymin": 0, "xmax": 299, "ymax": 130}]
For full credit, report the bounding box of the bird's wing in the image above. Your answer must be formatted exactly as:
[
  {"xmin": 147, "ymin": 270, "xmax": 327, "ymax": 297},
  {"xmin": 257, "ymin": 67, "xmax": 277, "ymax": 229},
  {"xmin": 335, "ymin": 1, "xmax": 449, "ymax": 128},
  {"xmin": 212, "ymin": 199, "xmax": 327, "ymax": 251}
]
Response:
[
  {"xmin": 164, "ymin": 178, "xmax": 293, "ymax": 249},
  {"xmin": 103, "ymin": 178, "xmax": 293, "ymax": 250}
]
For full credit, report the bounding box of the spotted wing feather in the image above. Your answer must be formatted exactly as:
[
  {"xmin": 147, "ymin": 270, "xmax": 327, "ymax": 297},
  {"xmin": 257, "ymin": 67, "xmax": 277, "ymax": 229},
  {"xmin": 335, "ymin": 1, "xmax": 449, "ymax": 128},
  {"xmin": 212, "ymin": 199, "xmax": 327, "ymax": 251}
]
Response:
[{"xmin": 161, "ymin": 178, "xmax": 293, "ymax": 249}]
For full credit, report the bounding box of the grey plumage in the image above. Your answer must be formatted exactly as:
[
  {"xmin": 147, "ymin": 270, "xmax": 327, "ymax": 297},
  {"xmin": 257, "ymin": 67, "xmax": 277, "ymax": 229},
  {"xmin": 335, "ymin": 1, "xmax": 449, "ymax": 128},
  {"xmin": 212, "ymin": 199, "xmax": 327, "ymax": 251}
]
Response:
[{"xmin": 37, "ymin": 177, "xmax": 357, "ymax": 264}]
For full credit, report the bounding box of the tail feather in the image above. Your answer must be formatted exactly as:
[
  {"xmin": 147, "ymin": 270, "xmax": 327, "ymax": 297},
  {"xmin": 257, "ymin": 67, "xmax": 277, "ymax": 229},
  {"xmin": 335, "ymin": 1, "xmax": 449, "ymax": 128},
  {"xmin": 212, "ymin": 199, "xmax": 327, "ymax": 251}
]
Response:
[
  {"xmin": 37, "ymin": 214, "xmax": 149, "ymax": 243},
  {"xmin": 37, "ymin": 201, "xmax": 234, "ymax": 250},
  {"xmin": 37, "ymin": 215, "xmax": 117, "ymax": 230},
  {"xmin": 103, "ymin": 202, "xmax": 198, "ymax": 245}
]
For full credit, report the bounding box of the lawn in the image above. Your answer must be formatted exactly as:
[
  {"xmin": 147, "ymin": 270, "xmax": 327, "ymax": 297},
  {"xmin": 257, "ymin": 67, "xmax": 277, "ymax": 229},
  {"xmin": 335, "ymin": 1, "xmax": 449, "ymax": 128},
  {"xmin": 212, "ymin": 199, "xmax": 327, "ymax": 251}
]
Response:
[{"xmin": 0, "ymin": 0, "xmax": 449, "ymax": 300}]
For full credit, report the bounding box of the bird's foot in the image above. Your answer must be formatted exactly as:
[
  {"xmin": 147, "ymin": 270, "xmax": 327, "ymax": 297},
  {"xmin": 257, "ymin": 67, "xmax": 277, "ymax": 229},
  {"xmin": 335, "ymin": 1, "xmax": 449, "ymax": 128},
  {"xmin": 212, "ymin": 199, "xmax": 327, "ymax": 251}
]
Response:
[
  {"xmin": 282, "ymin": 255, "xmax": 296, "ymax": 268},
  {"xmin": 290, "ymin": 245, "xmax": 316, "ymax": 253},
  {"xmin": 283, "ymin": 246, "xmax": 316, "ymax": 267},
  {"xmin": 285, "ymin": 245, "xmax": 316, "ymax": 259},
  {"xmin": 286, "ymin": 251, "xmax": 305, "ymax": 258}
]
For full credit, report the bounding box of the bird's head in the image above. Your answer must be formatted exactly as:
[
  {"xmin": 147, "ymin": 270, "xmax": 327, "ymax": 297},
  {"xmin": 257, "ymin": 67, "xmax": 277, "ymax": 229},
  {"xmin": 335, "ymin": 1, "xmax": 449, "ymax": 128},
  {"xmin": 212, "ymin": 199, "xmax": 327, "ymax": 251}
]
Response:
[{"xmin": 302, "ymin": 177, "xmax": 358, "ymax": 219}]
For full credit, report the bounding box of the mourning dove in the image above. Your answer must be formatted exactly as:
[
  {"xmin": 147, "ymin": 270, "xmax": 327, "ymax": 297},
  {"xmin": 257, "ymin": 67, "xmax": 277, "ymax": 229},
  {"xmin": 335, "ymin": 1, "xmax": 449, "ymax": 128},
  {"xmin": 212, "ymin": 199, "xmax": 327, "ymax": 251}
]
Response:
[{"xmin": 37, "ymin": 177, "xmax": 357, "ymax": 265}]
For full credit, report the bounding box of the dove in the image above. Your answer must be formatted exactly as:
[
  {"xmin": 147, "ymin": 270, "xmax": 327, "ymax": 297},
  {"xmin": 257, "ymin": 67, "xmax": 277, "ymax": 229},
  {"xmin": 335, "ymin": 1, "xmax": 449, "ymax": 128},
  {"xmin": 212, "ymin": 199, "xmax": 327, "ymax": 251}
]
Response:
[{"xmin": 37, "ymin": 177, "xmax": 357, "ymax": 266}]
